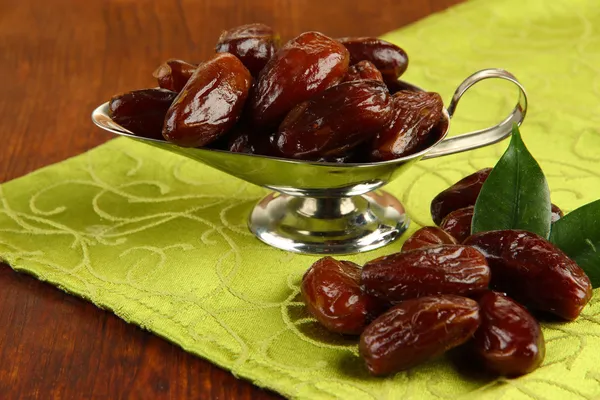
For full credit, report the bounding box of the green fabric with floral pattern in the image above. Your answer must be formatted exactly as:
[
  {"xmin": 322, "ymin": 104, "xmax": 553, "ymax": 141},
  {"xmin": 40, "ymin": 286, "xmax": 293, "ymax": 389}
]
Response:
[{"xmin": 2, "ymin": 0, "xmax": 600, "ymax": 398}]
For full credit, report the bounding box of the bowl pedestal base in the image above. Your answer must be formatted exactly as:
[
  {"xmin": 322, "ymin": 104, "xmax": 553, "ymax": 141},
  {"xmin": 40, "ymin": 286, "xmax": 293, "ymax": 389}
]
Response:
[{"xmin": 248, "ymin": 191, "xmax": 410, "ymax": 255}]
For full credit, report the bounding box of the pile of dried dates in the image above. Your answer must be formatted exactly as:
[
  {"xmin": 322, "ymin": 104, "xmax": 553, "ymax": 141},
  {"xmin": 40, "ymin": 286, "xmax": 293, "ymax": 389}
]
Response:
[
  {"xmin": 108, "ymin": 23, "xmax": 446, "ymax": 163},
  {"xmin": 301, "ymin": 168, "xmax": 593, "ymax": 377}
]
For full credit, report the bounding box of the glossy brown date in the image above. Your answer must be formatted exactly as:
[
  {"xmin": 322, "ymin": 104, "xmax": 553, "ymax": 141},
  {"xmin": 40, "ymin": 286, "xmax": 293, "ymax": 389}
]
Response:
[
  {"xmin": 361, "ymin": 245, "xmax": 490, "ymax": 302},
  {"xmin": 473, "ymin": 291, "xmax": 545, "ymax": 376},
  {"xmin": 249, "ymin": 32, "xmax": 349, "ymax": 129},
  {"xmin": 228, "ymin": 125, "xmax": 282, "ymax": 157},
  {"xmin": 228, "ymin": 124, "xmax": 356, "ymax": 161},
  {"xmin": 163, "ymin": 53, "xmax": 252, "ymax": 147},
  {"xmin": 227, "ymin": 121, "xmax": 255, "ymax": 153},
  {"xmin": 430, "ymin": 168, "xmax": 492, "ymax": 225},
  {"xmin": 338, "ymin": 37, "xmax": 408, "ymax": 84},
  {"xmin": 276, "ymin": 80, "xmax": 393, "ymax": 159},
  {"xmin": 215, "ymin": 23, "xmax": 280, "ymax": 77},
  {"xmin": 440, "ymin": 206, "xmax": 474, "ymax": 243},
  {"xmin": 464, "ymin": 230, "xmax": 593, "ymax": 320},
  {"xmin": 109, "ymin": 88, "xmax": 177, "ymax": 140},
  {"xmin": 343, "ymin": 60, "xmax": 383, "ymax": 82},
  {"xmin": 370, "ymin": 91, "xmax": 444, "ymax": 161},
  {"xmin": 153, "ymin": 59, "xmax": 197, "ymax": 93},
  {"xmin": 401, "ymin": 226, "xmax": 458, "ymax": 252},
  {"xmin": 301, "ymin": 257, "xmax": 384, "ymax": 335},
  {"xmin": 551, "ymin": 203, "xmax": 564, "ymax": 223},
  {"xmin": 229, "ymin": 128, "xmax": 257, "ymax": 154},
  {"xmin": 359, "ymin": 295, "xmax": 480, "ymax": 375}
]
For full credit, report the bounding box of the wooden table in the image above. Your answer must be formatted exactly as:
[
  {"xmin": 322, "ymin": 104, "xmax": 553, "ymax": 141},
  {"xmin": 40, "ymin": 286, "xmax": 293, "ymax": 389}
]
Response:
[{"xmin": 0, "ymin": 1, "xmax": 463, "ymax": 398}]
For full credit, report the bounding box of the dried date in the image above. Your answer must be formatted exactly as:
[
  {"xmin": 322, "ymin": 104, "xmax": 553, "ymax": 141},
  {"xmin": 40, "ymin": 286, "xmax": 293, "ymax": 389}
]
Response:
[
  {"xmin": 370, "ymin": 91, "xmax": 444, "ymax": 161},
  {"xmin": 359, "ymin": 295, "xmax": 480, "ymax": 375},
  {"xmin": 361, "ymin": 245, "xmax": 490, "ymax": 301},
  {"xmin": 338, "ymin": 37, "xmax": 408, "ymax": 85},
  {"xmin": 228, "ymin": 126, "xmax": 281, "ymax": 157},
  {"xmin": 343, "ymin": 60, "xmax": 383, "ymax": 82},
  {"xmin": 276, "ymin": 80, "xmax": 393, "ymax": 159},
  {"xmin": 551, "ymin": 203, "xmax": 564, "ymax": 223},
  {"xmin": 440, "ymin": 206, "xmax": 474, "ymax": 243},
  {"xmin": 401, "ymin": 226, "xmax": 458, "ymax": 252},
  {"xmin": 301, "ymin": 257, "xmax": 384, "ymax": 335},
  {"xmin": 109, "ymin": 88, "xmax": 177, "ymax": 140},
  {"xmin": 163, "ymin": 53, "xmax": 252, "ymax": 147},
  {"xmin": 464, "ymin": 230, "xmax": 593, "ymax": 320},
  {"xmin": 430, "ymin": 168, "xmax": 492, "ymax": 225},
  {"xmin": 228, "ymin": 128, "xmax": 256, "ymax": 154},
  {"xmin": 250, "ymin": 32, "xmax": 349, "ymax": 129},
  {"xmin": 215, "ymin": 23, "xmax": 280, "ymax": 77},
  {"xmin": 153, "ymin": 59, "xmax": 197, "ymax": 93},
  {"xmin": 473, "ymin": 291, "xmax": 545, "ymax": 376}
]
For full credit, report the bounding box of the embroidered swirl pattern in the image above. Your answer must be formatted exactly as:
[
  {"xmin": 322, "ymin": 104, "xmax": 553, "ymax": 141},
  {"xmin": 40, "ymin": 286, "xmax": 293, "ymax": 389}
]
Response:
[{"xmin": 2, "ymin": 0, "xmax": 600, "ymax": 398}]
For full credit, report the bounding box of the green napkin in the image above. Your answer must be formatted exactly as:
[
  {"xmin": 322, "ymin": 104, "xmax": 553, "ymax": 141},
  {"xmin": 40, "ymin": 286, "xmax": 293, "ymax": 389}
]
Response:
[{"xmin": 3, "ymin": 0, "xmax": 600, "ymax": 398}]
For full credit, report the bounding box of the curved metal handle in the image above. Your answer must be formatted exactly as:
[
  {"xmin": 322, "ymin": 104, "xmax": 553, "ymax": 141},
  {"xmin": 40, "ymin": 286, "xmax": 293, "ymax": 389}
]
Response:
[{"xmin": 422, "ymin": 68, "xmax": 528, "ymax": 160}]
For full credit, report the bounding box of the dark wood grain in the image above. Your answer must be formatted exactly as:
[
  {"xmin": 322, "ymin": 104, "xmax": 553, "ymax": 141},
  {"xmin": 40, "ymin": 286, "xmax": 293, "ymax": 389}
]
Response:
[{"xmin": 0, "ymin": 1, "xmax": 464, "ymax": 398}]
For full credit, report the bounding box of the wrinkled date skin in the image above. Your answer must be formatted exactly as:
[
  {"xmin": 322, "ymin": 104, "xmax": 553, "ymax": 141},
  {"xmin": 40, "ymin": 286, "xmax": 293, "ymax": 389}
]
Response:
[
  {"xmin": 301, "ymin": 257, "xmax": 384, "ymax": 335},
  {"xmin": 360, "ymin": 295, "xmax": 480, "ymax": 375},
  {"xmin": 370, "ymin": 91, "xmax": 444, "ymax": 161},
  {"xmin": 249, "ymin": 32, "xmax": 349, "ymax": 129},
  {"xmin": 343, "ymin": 60, "xmax": 383, "ymax": 82},
  {"xmin": 109, "ymin": 88, "xmax": 177, "ymax": 140},
  {"xmin": 276, "ymin": 80, "xmax": 393, "ymax": 159},
  {"xmin": 464, "ymin": 230, "xmax": 593, "ymax": 320},
  {"xmin": 361, "ymin": 245, "xmax": 490, "ymax": 302},
  {"xmin": 401, "ymin": 226, "xmax": 458, "ymax": 252},
  {"xmin": 551, "ymin": 203, "xmax": 564, "ymax": 223},
  {"xmin": 163, "ymin": 53, "xmax": 252, "ymax": 147},
  {"xmin": 153, "ymin": 59, "xmax": 197, "ymax": 93},
  {"xmin": 473, "ymin": 291, "xmax": 545, "ymax": 376},
  {"xmin": 440, "ymin": 206, "xmax": 474, "ymax": 243},
  {"xmin": 338, "ymin": 37, "xmax": 408, "ymax": 84},
  {"xmin": 215, "ymin": 23, "xmax": 280, "ymax": 77},
  {"xmin": 430, "ymin": 168, "xmax": 493, "ymax": 225}
]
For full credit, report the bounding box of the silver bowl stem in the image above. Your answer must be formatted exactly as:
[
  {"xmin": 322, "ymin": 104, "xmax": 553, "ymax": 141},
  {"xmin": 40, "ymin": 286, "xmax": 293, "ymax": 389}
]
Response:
[{"xmin": 249, "ymin": 191, "xmax": 409, "ymax": 254}]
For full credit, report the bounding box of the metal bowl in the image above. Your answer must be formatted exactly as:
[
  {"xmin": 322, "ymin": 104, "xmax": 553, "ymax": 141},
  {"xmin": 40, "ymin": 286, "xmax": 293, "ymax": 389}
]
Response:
[{"xmin": 92, "ymin": 68, "xmax": 527, "ymax": 255}]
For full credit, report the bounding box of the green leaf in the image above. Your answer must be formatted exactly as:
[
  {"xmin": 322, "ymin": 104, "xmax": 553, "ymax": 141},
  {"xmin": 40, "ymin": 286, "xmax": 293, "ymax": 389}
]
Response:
[
  {"xmin": 549, "ymin": 200, "xmax": 600, "ymax": 287},
  {"xmin": 471, "ymin": 124, "xmax": 552, "ymax": 237}
]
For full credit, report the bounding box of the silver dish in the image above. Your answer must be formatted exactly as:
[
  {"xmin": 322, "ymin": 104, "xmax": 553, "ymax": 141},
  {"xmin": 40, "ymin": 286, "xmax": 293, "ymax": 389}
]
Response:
[{"xmin": 92, "ymin": 68, "xmax": 527, "ymax": 255}]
